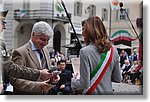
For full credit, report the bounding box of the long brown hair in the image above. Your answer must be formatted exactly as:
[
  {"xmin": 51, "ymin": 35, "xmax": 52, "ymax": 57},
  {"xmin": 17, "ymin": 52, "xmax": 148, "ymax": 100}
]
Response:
[{"xmin": 82, "ymin": 16, "xmax": 112, "ymax": 53}]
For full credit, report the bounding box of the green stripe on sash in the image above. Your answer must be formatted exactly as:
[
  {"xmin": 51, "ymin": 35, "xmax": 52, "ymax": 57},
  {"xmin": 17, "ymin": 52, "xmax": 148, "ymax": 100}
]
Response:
[{"xmin": 90, "ymin": 52, "xmax": 107, "ymax": 79}]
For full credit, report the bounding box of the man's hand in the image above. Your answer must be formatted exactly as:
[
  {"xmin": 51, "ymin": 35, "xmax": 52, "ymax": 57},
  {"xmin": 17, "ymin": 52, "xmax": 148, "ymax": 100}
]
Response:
[
  {"xmin": 40, "ymin": 79, "xmax": 54, "ymax": 93},
  {"xmin": 60, "ymin": 84, "xmax": 65, "ymax": 89},
  {"xmin": 40, "ymin": 69, "xmax": 52, "ymax": 81},
  {"xmin": 72, "ymin": 73, "xmax": 78, "ymax": 79},
  {"xmin": 51, "ymin": 75, "xmax": 60, "ymax": 84}
]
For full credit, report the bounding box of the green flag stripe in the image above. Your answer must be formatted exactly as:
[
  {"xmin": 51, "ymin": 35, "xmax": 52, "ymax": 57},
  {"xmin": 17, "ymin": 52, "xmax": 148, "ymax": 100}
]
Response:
[{"xmin": 90, "ymin": 52, "xmax": 107, "ymax": 79}]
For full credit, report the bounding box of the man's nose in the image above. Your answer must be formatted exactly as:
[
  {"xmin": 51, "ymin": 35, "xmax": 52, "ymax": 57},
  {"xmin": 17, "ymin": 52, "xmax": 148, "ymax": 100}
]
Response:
[{"xmin": 43, "ymin": 40, "xmax": 49, "ymax": 45}]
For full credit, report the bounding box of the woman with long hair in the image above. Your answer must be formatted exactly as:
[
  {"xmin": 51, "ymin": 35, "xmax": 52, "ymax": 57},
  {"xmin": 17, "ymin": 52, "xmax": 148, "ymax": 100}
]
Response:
[{"xmin": 71, "ymin": 16, "xmax": 121, "ymax": 95}]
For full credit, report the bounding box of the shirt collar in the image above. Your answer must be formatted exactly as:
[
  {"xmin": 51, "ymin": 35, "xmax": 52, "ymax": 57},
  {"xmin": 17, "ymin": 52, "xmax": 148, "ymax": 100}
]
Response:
[{"xmin": 29, "ymin": 39, "xmax": 37, "ymax": 51}]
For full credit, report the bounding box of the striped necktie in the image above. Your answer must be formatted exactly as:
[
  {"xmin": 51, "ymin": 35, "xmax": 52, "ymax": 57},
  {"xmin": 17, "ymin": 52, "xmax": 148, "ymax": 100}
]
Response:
[{"xmin": 36, "ymin": 49, "xmax": 48, "ymax": 69}]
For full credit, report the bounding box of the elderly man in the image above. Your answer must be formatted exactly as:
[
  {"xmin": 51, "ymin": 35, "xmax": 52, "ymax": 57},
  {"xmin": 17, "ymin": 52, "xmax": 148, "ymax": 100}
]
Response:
[
  {"xmin": 0, "ymin": 10, "xmax": 58, "ymax": 94},
  {"xmin": 10, "ymin": 21, "xmax": 55, "ymax": 94}
]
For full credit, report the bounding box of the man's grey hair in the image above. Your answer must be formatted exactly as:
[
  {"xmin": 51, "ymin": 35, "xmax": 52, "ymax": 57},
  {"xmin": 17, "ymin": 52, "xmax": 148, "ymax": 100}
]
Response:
[{"xmin": 31, "ymin": 21, "xmax": 53, "ymax": 38}]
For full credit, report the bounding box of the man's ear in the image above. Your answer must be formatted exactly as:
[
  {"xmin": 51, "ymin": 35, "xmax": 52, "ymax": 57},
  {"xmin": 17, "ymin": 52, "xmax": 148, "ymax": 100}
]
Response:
[
  {"xmin": 31, "ymin": 32, "xmax": 36, "ymax": 41},
  {"xmin": 32, "ymin": 32, "xmax": 35, "ymax": 36}
]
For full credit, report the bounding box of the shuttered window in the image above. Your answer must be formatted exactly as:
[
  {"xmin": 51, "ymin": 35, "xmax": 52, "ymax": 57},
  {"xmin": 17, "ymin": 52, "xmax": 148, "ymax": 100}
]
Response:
[
  {"xmin": 102, "ymin": 8, "xmax": 108, "ymax": 21},
  {"xmin": 74, "ymin": 2, "xmax": 82, "ymax": 16}
]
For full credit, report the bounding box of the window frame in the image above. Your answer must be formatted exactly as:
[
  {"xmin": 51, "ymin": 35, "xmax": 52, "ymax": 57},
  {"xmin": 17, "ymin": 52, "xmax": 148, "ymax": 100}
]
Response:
[
  {"xmin": 74, "ymin": 1, "xmax": 82, "ymax": 17},
  {"xmin": 102, "ymin": 8, "xmax": 108, "ymax": 21}
]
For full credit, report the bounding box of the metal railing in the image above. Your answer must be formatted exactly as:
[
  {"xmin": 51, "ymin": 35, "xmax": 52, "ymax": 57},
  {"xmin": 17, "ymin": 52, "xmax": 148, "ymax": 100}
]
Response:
[{"xmin": 13, "ymin": 9, "xmax": 71, "ymax": 22}]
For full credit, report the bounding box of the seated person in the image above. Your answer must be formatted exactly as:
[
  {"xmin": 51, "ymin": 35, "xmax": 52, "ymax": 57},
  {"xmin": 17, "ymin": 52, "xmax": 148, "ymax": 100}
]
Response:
[
  {"xmin": 129, "ymin": 61, "xmax": 143, "ymax": 84},
  {"xmin": 51, "ymin": 60, "xmax": 72, "ymax": 95},
  {"xmin": 121, "ymin": 60, "xmax": 131, "ymax": 82}
]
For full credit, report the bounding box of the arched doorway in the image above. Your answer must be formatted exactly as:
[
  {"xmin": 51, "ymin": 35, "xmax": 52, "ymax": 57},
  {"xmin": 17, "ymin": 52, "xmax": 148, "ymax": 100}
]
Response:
[
  {"xmin": 53, "ymin": 30, "xmax": 61, "ymax": 53},
  {"xmin": 53, "ymin": 24, "xmax": 66, "ymax": 55}
]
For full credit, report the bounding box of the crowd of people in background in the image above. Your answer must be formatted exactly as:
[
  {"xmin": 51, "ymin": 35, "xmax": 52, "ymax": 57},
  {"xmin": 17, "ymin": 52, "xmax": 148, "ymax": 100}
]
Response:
[
  {"xmin": 49, "ymin": 49, "xmax": 66, "ymax": 66},
  {"xmin": 119, "ymin": 49, "xmax": 143, "ymax": 85}
]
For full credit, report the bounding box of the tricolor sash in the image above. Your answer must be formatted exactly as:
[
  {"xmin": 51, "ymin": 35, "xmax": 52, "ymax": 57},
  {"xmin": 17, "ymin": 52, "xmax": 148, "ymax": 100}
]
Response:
[{"xmin": 83, "ymin": 46, "xmax": 114, "ymax": 95}]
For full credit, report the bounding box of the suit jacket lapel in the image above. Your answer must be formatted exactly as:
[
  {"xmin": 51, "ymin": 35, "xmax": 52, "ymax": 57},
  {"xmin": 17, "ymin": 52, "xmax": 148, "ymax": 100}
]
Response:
[{"xmin": 27, "ymin": 42, "xmax": 41, "ymax": 69}]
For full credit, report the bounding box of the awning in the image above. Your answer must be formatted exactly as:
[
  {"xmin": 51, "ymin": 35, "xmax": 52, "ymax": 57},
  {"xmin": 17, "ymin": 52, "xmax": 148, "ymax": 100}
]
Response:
[
  {"xmin": 115, "ymin": 44, "xmax": 131, "ymax": 49},
  {"xmin": 110, "ymin": 30, "xmax": 137, "ymax": 42}
]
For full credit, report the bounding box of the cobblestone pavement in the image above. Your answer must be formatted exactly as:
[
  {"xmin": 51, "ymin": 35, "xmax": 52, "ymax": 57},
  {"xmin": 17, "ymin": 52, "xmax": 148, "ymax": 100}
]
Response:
[{"xmin": 112, "ymin": 82, "xmax": 143, "ymax": 95}]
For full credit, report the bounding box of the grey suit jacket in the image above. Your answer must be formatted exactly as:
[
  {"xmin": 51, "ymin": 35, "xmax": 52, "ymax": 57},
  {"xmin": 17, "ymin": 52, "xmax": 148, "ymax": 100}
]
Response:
[
  {"xmin": 10, "ymin": 41, "xmax": 51, "ymax": 94},
  {"xmin": 71, "ymin": 44, "xmax": 121, "ymax": 95}
]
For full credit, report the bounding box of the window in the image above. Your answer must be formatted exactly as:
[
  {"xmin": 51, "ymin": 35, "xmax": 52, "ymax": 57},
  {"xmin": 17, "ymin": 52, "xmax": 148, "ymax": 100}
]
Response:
[
  {"xmin": 116, "ymin": 8, "xmax": 129, "ymax": 21},
  {"xmin": 102, "ymin": 8, "xmax": 108, "ymax": 21},
  {"xmin": 74, "ymin": 2, "xmax": 82, "ymax": 16},
  {"xmin": 88, "ymin": 5, "xmax": 96, "ymax": 17}
]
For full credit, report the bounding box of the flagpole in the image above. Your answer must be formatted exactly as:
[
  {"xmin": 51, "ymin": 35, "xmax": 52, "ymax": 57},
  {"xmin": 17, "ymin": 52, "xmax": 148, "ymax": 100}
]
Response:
[
  {"xmin": 123, "ymin": 9, "xmax": 140, "ymax": 42},
  {"xmin": 119, "ymin": 2, "xmax": 140, "ymax": 42},
  {"xmin": 59, "ymin": 0, "xmax": 82, "ymax": 50},
  {"xmin": 109, "ymin": 3, "xmax": 112, "ymax": 38}
]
